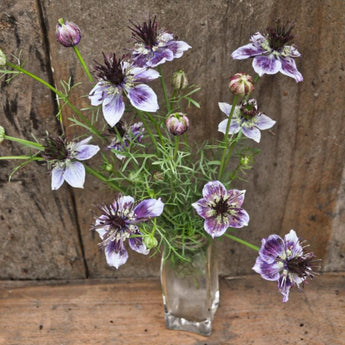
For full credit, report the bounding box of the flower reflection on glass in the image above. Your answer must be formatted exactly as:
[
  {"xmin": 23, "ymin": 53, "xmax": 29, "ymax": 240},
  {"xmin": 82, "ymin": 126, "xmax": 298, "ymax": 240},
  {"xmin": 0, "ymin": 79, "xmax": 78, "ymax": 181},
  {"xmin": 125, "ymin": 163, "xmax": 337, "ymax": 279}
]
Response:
[
  {"xmin": 130, "ymin": 16, "xmax": 191, "ymax": 68},
  {"xmin": 89, "ymin": 53, "xmax": 159, "ymax": 127},
  {"xmin": 93, "ymin": 196, "xmax": 164, "ymax": 269},
  {"xmin": 218, "ymin": 99, "xmax": 276, "ymax": 143},
  {"xmin": 42, "ymin": 136, "xmax": 100, "ymax": 190},
  {"xmin": 192, "ymin": 180, "xmax": 249, "ymax": 238},
  {"xmin": 253, "ymin": 229, "xmax": 316, "ymax": 302},
  {"xmin": 231, "ymin": 20, "xmax": 303, "ymax": 82}
]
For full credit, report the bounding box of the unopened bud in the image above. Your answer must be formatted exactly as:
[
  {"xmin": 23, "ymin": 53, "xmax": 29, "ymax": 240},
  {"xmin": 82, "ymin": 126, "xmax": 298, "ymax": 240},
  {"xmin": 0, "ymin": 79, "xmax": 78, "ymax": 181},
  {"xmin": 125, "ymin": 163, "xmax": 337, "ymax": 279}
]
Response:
[
  {"xmin": 171, "ymin": 70, "xmax": 188, "ymax": 90},
  {"xmin": 143, "ymin": 234, "xmax": 158, "ymax": 249},
  {"xmin": 229, "ymin": 73, "xmax": 254, "ymax": 97},
  {"xmin": 0, "ymin": 49, "xmax": 6, "ymax": 66},
  {"xmin": 165, "ymin": 112, "xmax": 190, "ymax": 136},
  {"xmin": 56, "ymin": 18, "xmax": 81, "ymax": 47},
  {"xmin": 0, "ymin": 126, "xmax": 5, "ymax": 143}
]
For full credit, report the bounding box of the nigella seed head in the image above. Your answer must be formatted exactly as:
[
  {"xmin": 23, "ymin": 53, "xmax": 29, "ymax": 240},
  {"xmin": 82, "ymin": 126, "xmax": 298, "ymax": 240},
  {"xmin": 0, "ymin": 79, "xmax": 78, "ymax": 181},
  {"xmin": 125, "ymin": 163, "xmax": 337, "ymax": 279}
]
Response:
[
  {"xmin": 94, "ymin": 53, "xmax": 125, "ymax": 85},
  {"xmin": 129, "ymin": 16, "xmax": 158, "ymax": 48},
  {"xmin": 266, "ymin": 19, "xmax": 295, "ymax": 51},
  {"xmin": 42, "ymin": 136, "xmax": 69, "ymax": 162}
]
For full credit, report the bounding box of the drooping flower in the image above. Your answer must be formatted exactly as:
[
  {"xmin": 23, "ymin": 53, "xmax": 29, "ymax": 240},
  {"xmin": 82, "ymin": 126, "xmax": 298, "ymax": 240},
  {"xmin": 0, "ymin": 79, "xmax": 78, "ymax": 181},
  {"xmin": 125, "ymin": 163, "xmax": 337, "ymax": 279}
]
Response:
[
  {"xmin": 218, "ymin": 99, "xmax": 276, "ymax": 143},
  {"xmin": 231, "ymin": 20, "xmax": 303, "ymax": 82},
  {"xmin": 93, "ymin": 196, "xmax": 164, "ymax": 269},
  {"xmin": 229, "ymin": 73, "xmax": 255, "ymax": 97},
  {"xmin": 165, "ymin": 112, "xmax": 190, "ymax": 136},
  {"xmin": 192, "ymin": 180, "xmax": 249, "ymax": 238},
  {"xmin": 42, "ymin": 136, "xmax": 100, "ymax": 190},
  {"xmin": 89, "ymin": 53, "xmax": 159, "ymax": 127},
  {"xmin": 129, "ymin": 16, "xmax": 191, "ymax": 68},
  {"xmin": 55, "ymin": 18, "xmax": 81, "ymax": 47},
  {"xmin": 107, "ymin": 121, "xmax": 144, "ymax": 160},
  {"xmin": 253, "ymin": 230, "xmax": 316, "ymax": 302}
]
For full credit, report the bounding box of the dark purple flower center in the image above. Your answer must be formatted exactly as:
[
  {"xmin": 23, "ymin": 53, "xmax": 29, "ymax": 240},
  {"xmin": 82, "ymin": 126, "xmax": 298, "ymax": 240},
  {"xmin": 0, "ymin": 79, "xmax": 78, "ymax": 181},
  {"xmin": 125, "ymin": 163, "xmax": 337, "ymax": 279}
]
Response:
[
  {"xmin": 94, "ymin": 53, "xmax": 125, "ymax": 85},
  {"xmin": 129, "ymin": 16, "xmax": 158, "ymax": 48},
  {"xmin": 286, "ymin": 253, "xmax": 315, "ymax": 279},
  {"xmin": 266, "ymin": 19, "xmax": 295, "ymax": 51},
  {"xmin": 213, "ymin": 198, "xmax": 229, "ymax": 216},
  {"xmin": 240, "ymin": 100, "xmax": 258, "ymax": 119},
  {"xmin": 42, "ymin": 136, "xmax": 69, "ymax": 161}
]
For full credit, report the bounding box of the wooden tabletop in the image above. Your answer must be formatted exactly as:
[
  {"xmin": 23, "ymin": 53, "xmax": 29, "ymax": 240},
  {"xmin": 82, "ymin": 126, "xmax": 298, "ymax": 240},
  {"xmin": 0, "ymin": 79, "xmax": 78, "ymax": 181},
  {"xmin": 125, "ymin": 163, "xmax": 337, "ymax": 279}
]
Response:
[{"xmin": 0, "ymin": 273, "xmax": 344, "ymax": 345}]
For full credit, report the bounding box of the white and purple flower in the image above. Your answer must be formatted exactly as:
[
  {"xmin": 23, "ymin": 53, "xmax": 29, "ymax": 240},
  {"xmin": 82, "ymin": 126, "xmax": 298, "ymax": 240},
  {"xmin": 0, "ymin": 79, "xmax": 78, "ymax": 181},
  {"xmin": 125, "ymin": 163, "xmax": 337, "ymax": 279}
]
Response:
[
  {"xmin": 42, "ymin": 136, "xmax": 100, "ymax": 190},
  {"xmin": 93, "ymin": 196, "xmax": 164, "ymax": 269},
  {"xmin": 218, "ymin": 99, "xmax": 276, "ymax": 143},
  {"xmin": 129, "ymin": 16, "xmax": 191, "ymax": 68},
  {"xmin": 55, "ymin": 18, "xmax": 81, "ymax": 47},
  {"xmin": 253, "ymin": 230, "xmax": 316, "ymax": 302},
  {"xmin": 192, "ymin": 181, "xmax": 249, "ymax": 238},
  {"xmin": 231, "ymin": 21, "xmax": 303, "ymax": 82},
  {"xmin": 89, "ymin": 53, "xmax": 159, "ymax": 127}
]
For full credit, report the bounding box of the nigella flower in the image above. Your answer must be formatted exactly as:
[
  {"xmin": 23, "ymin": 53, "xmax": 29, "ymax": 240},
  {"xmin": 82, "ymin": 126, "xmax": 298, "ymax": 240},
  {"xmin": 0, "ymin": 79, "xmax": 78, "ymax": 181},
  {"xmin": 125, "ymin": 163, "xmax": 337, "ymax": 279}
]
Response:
[
  {"xmin": 218, "ymin": 99, "xmax": 276, "ymax": 143},
  {"xmin": 89, "ymin": 53, "xmax": 159, "ymax": 127},
  {"xmin": 231, "ymin": 20, "xmax": 303, "ymax": 82},
  {"xmin": 192, "ymin": 181, "xmax": 249, "ymax": 238},
  {"xmin": 42, "ymin": 136, "xmax": 100, "ymax": 190},
  {"xmin": 253, "ymin": 230, "xmax": 316, "ymax": 302},
  {"xmin": 93, "ymin": 196, "xmax": 164, "ymax": 269},
  {"xmin": 129, "ymin": 16, "xmax": 191, "ymax": 68},
  {"xmin": 107, "ymin": 121, "xmax": 144, "ymax": 160}
]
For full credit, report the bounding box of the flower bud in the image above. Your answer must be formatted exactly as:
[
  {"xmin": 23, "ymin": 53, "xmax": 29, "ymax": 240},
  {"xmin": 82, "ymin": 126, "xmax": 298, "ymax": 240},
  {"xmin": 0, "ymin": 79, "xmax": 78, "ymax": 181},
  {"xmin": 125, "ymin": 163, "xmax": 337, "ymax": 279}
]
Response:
[
  {"xmin": 143, "ymin": 234, "xmax": 158, "ymax": 249},
  {"xmin": 0, "ymin": 49, "xmax": 6, "ymax": 66},
  {"xmin": 240, "ymin": 98, "xmax": 258, "ymax": 118},
  {"xmin": 56, "ymin": 18, "xmax": 81, "ymax": 47},
  {"xmin": 171, "ymin": 70, "xmax": 188, "ymax": 90},
  {"xmin": 0, "ymin": 126, "xmax": 5, "ymax": 143},
  {"xmin": 229, "ymin": 73, "xmax": 254, "ymax": 97},
  {"xmin": 165, "ymin": 112, "xmax": 190, "ymax": 136}
]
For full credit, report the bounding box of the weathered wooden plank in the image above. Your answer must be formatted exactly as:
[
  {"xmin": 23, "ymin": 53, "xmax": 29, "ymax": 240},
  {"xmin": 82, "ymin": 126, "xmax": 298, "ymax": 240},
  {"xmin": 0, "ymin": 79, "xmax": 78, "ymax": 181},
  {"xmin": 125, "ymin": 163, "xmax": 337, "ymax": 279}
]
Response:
[
  {"xmin": 0, "ymin": 274, "xmax": 344, "ymax": 345},
  {"xmin": 0, "ymin": 1, "xmax": 86, "ymax": 279}
]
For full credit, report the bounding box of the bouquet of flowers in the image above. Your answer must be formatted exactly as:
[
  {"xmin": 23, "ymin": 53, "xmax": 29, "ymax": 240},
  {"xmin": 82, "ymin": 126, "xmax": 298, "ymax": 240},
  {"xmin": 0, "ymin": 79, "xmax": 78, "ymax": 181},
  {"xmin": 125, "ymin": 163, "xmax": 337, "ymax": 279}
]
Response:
[{"xmin": 0, "ymin": 16, "xmax": 316, "ymax": 304}]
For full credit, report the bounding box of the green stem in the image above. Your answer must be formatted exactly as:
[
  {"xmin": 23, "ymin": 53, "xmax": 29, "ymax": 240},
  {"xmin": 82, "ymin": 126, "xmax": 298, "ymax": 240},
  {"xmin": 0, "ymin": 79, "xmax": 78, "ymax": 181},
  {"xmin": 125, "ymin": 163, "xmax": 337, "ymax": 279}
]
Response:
[
  {"xmin": 173, "ymin": 135, "xmax": 180, "ymax": 160},
  {"xmin": 73, "ymin": 46, "xmax": 94, "ymax": 83},
  {"xmin": 4, "ymin": 135, "xmax": 44, "ymax": 150},
  {"xmin": 224, "ymin": 233, "xmax": 260, "ymax": 252},
  {"xmin": 217, "ymin": 95, "xmax": 239, "ymax": 180},
  {"xmin": 0, "ymin": 155, "xmax": 43, "ymax": 161},
  {"xmin": 158, "ymin": 66, "xmax": 171, "ymax": 113}
]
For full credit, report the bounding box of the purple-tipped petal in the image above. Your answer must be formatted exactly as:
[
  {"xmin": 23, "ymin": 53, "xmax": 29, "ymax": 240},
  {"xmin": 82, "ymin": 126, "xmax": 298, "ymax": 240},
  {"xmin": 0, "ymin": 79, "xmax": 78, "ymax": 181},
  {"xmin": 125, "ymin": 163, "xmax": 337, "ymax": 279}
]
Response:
[
  {"xmin": 192, "ymin": 198, "xmax": 215, "ymax": 219},
  {"xmin": 134, "ymin": 198, "xmax": 164, "ymax": 221},
  {"xmin": 51, "ymin": 166, "xmax": 65, "ymax": 190},
  {"xmin": 63, "ymin": 161, "xmax": 85, "ymax": 188},
  {"xmin": 102, "ymin": 93, "xmax": 125, "ymax": 127},
  {"xmin": 202, "ymin": 181, "xmax": 227, "ymax": 201},
  {"xmin": 252, "ymin": 257, "xmax": 281, "ymax": 281},
  {"xmin": 105, "ymin": 240, "xmax": 128, "ymax": 269},
  {"xmin": 255, "ymin": 114, "xmax": 276, "ymax": 130},
  {"xmin": 204, "ymin": 216, "xmax": 229, "ymax": 238},
  {"xmin": 227, "ymin": 189, "xmax": 246, "ymax": 207},
  {"xmin": 228, "ymin": 208, "xmax": 250, "ymax": 228},
  {"xmin": 166, "ymin": 40, "xmax": 191, "ymax": 58},
  {"xmin": 258, "ymin": 235, "xmax": 285, "ymax": 264},
  {"xmin": 252, "ymin": 55, "xmax": 282, "ymax": 76},
  {"xmin": 127, "ymin": 84, "xmax": 159, "ymax": 112},
  {"xmin": 147, "ymin": 49, "xmax": 174, "ymax": 67},
  {"xmin": 116, "ymin": 196, "xmax": 135, "ymax": 213},
  {"xmin": 128, "ymin": 230, "xmax": 149, "ymax": 255},
  {"xmin": 242, "ymin": 126, "xmax": 262, "ymax": 143},
  {"xmin": 132, "ymin": 67, "xmax": 160, "ymax": 82},
  {"xmin": 89, "ymin": 82, "xmax": 107, "ymax": 106},
  {"xmin": 231, "ymin": 43, "xmax": 266, "ymax": 60},
  {"xmin": 280, "ymin": 57, "xmax": 303, "ymax": 83}
]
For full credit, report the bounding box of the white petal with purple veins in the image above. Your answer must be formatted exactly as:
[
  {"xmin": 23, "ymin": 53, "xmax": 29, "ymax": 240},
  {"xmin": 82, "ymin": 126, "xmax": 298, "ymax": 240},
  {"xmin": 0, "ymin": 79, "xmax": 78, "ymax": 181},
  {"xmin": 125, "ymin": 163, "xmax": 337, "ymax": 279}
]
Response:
[
  {"xmin": 252, "ymin": 257, "xmax": 281, "ymax": 281},
  {"xmin": 132, "ymin": 67, "xmax": 160, "ymax": 82},
  {"xmin": 51, "ymin": 166, "xmax": 65, "ymax": 190},
  {"xmin": 259, "ymin": 235, "xmax": 285, "ymax": 263},
  {"xmin": 218, "ymin": 118, "xmax": 241, "ymax": 135},
  {"xmin": 75, "ymin": 139, "xmax": 100, "ymax": 160},
  {"xmin": 116, "ymin": 196, "xmax": 135, "ymax": 213},
  {"xmin": 127, "ymin": 84, "xmax": 159, "ymax": 112},
  {"xmin": 89, "ymin": 82, "xmax": 107, "ymax": 106},
  {"xmin": 252, "ymin": 55, "xmax": 282, "ymax": 76},
  {"xmin": 227, "ymin": 189, "xmax": 246, "ymax": 207},
  {"xmin": 280, "ymin": 57, "xmax": 303, "ymax": 82},
  {"xmin": 228, "ymin": 208, "xmax": 250, "ymax": 228},
  {"xmin": 147, "ymin": 49, "xmax": 174, "ymax": 67},
  {"xmin": 166, "ymin": 40, "xmax": 191, "ymax": 58},
  {"xmin": 231, "ymin": 43, "xmax": 266, "ymax": 60},
  {"xmin": 129, "ymin": 231, "xmax": 149, "ymax": 255},
  {"xmin": 63, "ymin": 161, "xmax": 85, "ymax": 188},
  {"xmin": 102, "ymin": 93, "xmax": 125, "ymax": 127},
  {"xmin": 255, "ymin": 114, "xmax": 276, "ymax": 130},
  {"xmin": 134, "ymin": 198, "xmax": 164, "ymax": 221},
  {"xmin": 242, "ymin": 126, "xmax": 261, "ymax": 143},
  {"xmin": 204, "ymin": 216, "xmax": 229, "ymax": 238},
  {"xmin": 218, "ymin": 102, "xmax": 232, "ymax": 117},
  {"xmin": 105, "ymin": 241, "xmax": 128, "ymax": 269}
]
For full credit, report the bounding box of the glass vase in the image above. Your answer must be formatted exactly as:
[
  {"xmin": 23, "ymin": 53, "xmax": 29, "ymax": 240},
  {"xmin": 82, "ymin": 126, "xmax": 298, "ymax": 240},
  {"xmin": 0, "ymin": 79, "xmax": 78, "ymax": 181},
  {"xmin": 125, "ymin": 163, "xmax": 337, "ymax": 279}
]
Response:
[{"xmin": 160, "ymin": 240, "xmax": 219, "ymax": 336}]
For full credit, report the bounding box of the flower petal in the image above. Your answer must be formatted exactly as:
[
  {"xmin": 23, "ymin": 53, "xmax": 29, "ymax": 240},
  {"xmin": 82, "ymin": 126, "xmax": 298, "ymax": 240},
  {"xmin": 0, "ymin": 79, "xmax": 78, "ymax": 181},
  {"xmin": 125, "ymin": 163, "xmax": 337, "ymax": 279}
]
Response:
[
  {"xmin": 218, "ymin": 102, "xmax": 232, "ymax": 117},
  {"xmin": 192, "ymin": 198, "xmax": 215, "ymax": 219},
  {"xmin": 166, "ymin": 40, "xmax": 191, "ymax": 58},
  {"xmin": 133, "ymin": 198, "xmax": 164, "ymax": 221},
  {"xmin": 254, "ymin": 114, "xmax": 276, "ymax": 130},
  {"xmin": 280, "ymin": 57, "xmax": 303, "ymax": 83},
  {"xmin": 228, "ymin": 208, "xmax": 250, "ymax": 228},
  {"xmin": 128, "ymin": 230, "xmax": 149, "ymax": 255},
  {"xmin": 116, "ymin": 196, "xmax": 135, "ymax": 213},
  {"xmin": 102, "ymin": 93, "xmax": 125, "ymax": 127},
  {"xmin": 252, "ymin": 256, "xmax": 281, "ymax": 281},
  {"xmin": 227, "ymin": 189, "xmax": 246, "ymax": 207},
  {"xmin": 231, "ymin": 43, "xmax": 266, "ymax": 60},
  {"xmin": 218, "ymin": 118, "xmax": 240, "ymax": 135},
  {"xmin": 252, "ymin": 55, "xmax": 282, "ymax": 76},
  {"xmin": 132, "ymin": 67, "xmax": 160, "ymax": 82},
  {"xmin": 242, "ymin": 126, "xmax": 261, "ymax": 143},
  {"xmin": 258, "ymin": 235, "xmax": 285, "ymax": 264},
  {"xmin": 204, "ymin": 215, "xmax": 229, "ymax": 238},
  {"xmin": 75, "ymin": 142, "xmax": 100, "ymax": 161},
  {"xmin": 147, "ymin": 49, "xmax": 174, "ymax": 67},
  {"xmin": 89, "ymin": 82, "xmax": 107, "ymax": 106},
  {"xmin": 202, "ymin": 180, "xmax": 227, "ymax": 202},
  {"xmin": 105, "ymin": 240, "xmax": 129, "ymax": 269},
  {"xmin": 51, "ymin": 166, "xmax": 65, "ymax": 190},
  {"xmin": 127, "ymin": 84, "xmax": 159, "ymax": 112},
  {"xmin": 63, "ymin": 161, "xmax": 85, "ymax": 188}
]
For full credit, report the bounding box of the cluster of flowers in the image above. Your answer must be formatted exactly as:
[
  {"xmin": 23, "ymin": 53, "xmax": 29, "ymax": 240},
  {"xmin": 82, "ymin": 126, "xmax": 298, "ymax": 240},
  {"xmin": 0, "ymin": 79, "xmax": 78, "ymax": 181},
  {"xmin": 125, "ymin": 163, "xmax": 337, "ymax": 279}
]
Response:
[{"xmin": 0, "ymin": 17, "xmax": 315, "ymax": 302}]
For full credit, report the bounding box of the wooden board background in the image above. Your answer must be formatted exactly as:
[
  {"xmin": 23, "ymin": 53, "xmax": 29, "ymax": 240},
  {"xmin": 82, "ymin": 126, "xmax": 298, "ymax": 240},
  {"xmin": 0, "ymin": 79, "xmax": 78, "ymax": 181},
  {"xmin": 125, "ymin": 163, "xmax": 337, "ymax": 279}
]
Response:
[{"xmin": 0, "ymin": 0, "xmax": 345, "ymax": 279}]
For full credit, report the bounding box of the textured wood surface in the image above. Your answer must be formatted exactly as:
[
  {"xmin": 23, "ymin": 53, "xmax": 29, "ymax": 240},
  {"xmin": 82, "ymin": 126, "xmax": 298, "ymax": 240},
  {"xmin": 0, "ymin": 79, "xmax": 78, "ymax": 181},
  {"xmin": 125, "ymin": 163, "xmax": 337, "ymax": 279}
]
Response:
[
  {"xmin": 0, "ymin": 273, "xmax": 344, "ymax": 345},
  {"xmin": 0, "ymin": 0, "xmax": 345, "ymax": 279}
]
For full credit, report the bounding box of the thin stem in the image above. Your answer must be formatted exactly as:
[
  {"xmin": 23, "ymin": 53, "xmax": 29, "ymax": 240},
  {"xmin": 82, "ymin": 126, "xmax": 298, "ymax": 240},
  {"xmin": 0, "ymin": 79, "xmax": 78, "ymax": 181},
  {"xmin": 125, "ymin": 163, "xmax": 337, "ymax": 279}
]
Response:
[
  {"xmin": 158, "ymin": 65, "xmax": 171, "ymax": 113},
  {"xmin": 0, "ymin": 155, "xmax": 43, "ymax": 161},
  {"xmin": 224, "ymin": 233, "xmax": 260, "ymax": 252},
  {"xmin": 173, "ymin": 135, "xmax": 180, "ymax": 160},
  {"xmin": 4, "ymin": 135, "xmax": 45, "ymax": 150},
  {"xmin": 73, "ymin": 46, "xmax": 94, "ymax": 83}
]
